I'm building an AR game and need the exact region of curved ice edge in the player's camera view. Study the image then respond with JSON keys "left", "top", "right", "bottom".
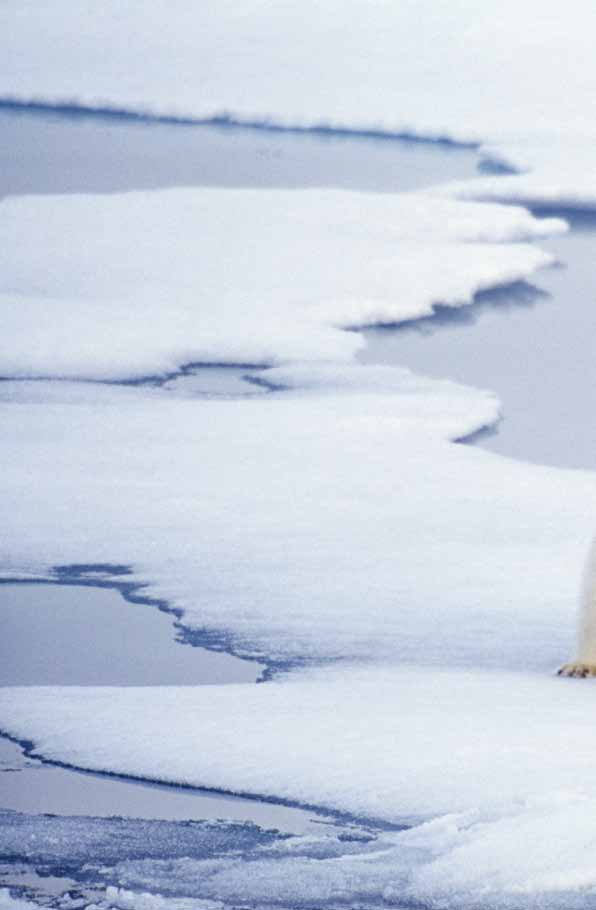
{"left": 0, "top": 96, "right": 478, "bottom": 149}
{"left": 0, "top": 570, "right": 409, "bottom": 833}
{"left": 529, "top": 205, "right": 596, "bottom": 222}
{"left": 455, "top": 418, "right": 502, "bottom": 447}
{"left": 499, "top": 201, "right": 596, "bottom": 218}
{"left": 0, "top": 363, "right": 270, "bottom": 390}
{"left": 0, "top": 730, "right": 407, "bottom": 834}
{"left": 0, "top": 570, "right": 279, "bottom": 682}
{"left": 0, "top": 275, "right": 552, "bottom": 392}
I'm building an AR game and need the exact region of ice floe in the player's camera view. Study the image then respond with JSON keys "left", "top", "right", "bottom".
{"left": 0, "top": 1, "right": 592, "bottom": 145}
{"left": 0, "top": 188, "right": 562, "bottom": 380}
{"left": 3, "top": 1, "right": 596, "bottom": 203}
{"left": 2, "top": 362, "right": 596, "bottom": 904}
{"left": 3, "top": 5, "right": 596, "bottom": 904}
{"left": 1, "top": 368, "right": 592, "bottom": 669}
{"left": 6, "top": 668, "right": 596, "bottom": 906}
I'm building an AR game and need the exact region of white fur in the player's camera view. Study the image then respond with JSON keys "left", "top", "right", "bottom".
{"left": 576, "top": 537, "right": 596, "bottom": 663}
{"left": 558, "top": 538, "right": 596, "bottom": 676}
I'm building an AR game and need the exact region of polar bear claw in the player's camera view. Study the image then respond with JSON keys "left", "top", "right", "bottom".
{"left": 557, "top": 662, "right": 596, "bottom": 678}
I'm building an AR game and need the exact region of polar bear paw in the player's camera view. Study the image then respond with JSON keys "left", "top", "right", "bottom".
{"left": 557, "top": 662, "right": 596, "bottom": 678}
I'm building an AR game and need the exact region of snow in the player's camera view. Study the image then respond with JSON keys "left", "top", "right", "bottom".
{"left": 0, "top": 0, "right": 592, "bottom": 146}
{"left": 3, "top": 4, "right": 596, "bottom": 903}
{"left": 0, "top": 188, "right": 562, "bottom": 380}
{"left": 5, "top": 669, "right": 596, "bottom": 905}
{"left": 3, "top": 666, "right": 596, "bottom": 822}
{"left": 106, "top": 809, "right": 596, "bottom": 909}
{"left": 0, "top": 171, "right": 590, "bottom": 910}
{"left": 3, "top": 1, "right": 596, "bottom": 203}
{"left": 2, "top": 363, "right": 596, "bottom": 904}
{"left": 1, "top": 370, "right": 592, "bottom": 669}
{"left": 437, "top": 154, "right": 596, "bottom": 212}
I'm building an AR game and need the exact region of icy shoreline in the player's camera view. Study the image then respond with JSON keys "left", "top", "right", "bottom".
{"left": 0, "top": 186, "right": 562, "bottom": 381}
{"left": 4, "top": 1, "right": 596, "bottom": 207}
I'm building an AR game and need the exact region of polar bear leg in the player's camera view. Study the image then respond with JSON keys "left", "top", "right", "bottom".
{"left": 559, "top": 538, "right": 596, "bottom": 678}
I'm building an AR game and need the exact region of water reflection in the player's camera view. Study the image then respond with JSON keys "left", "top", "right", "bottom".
{"left": 364, "top": 280, "right": 545, "bottom": 338}
{"left": 0, "top": 738, "right": 326, "bottom": 833}
{"left": 0, "top": 106, "right": 479, "bottom": 198}
{"left": 0, "top": 583, "right": 261, "bottom": 686}
{"left": 360, "top": 220, "right": 596, "bottom": 470}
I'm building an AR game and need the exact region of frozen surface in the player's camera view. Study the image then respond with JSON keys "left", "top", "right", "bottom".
{"left": 6, "top": 666, "right": 596, "bottom": 822}
{"left": 3, "top": 1, "right": 596, "bottom": 201}
{"left": 2, "top": 369, "right": 592, "bottom": 670}
{"left": 2, "top": 365, "right": 596, "bottom": 903}
{"left": 440, "top": 143, "right": 596, "bottom": 210}
{"left": 6, "top": 669, "right": 596, "bottom": 906}
{"left": 3, "top": 12, "right": 596, "bottom": 902}
{"left": 0, "top": 807, "right": 331, "bottom": 869}
{"left": 0, "top": 2, "right": 593, "bottom": 146}
{"left": 2, "top": 111, "right": 593, "bottom": 474}
{"left": 0, "top": 187, "right": 561, "bottom": 380}
{"left": 0, "top": 818, "right": 396, "bottom": 910}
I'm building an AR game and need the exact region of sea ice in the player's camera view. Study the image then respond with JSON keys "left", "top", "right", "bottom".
{"left": 436, "top": 156, "right": 596, "bottom": 212}
{"left": 2, "top": 362, "right": 596, "bottom": 904}
{"left": 2, "top": 1, "right": 596, "bottom": 203}
{"left": 1, "top": 368, "right": 592, "bottom": 669}
{"left": 2, "top": 5, "right": 596, "bottom": 903}
{"left": 0, "top": 188, "right": 562, "bottom": 380}
{"left": 5, "top": 669, "right": 596, "bottom": 906}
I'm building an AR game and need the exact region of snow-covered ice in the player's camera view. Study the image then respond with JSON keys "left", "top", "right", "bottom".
{"left": 6, "top": 670, "right": 596, "bottom": 905}
{"left": 436, "top": 158, "right": 596, "bottom": 213}
{"left": 0, "top": 188, "right": 562, "bottom": 380}
{"left": 5, "top": 666, "right": 596, "bottom": 823}
{"left": 2, "top": 362, "right": 596, "bottom": 904}
{"left": 3, "top": 1, "right": 596, "bottom": 204}
{"left": 3, "top": 4, "right": 596, "bottom": 905}
{"left": 1, "top": 369, "right": 593, "bottom": 669}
